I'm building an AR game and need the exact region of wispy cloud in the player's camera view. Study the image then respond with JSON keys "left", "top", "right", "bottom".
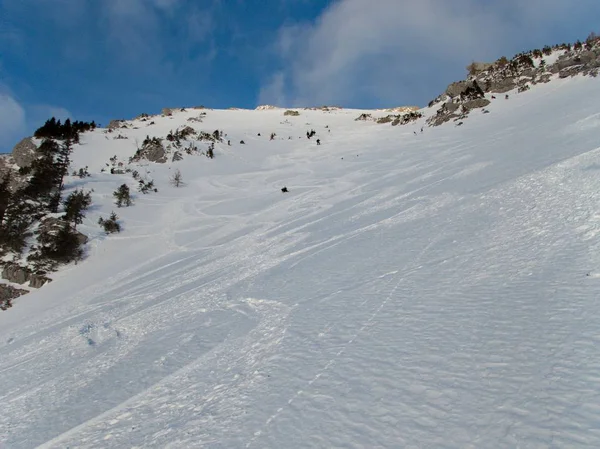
{"left": 0, "top": 93, "right": 26, "bottom": 150}
{"left": 260, "top": 0, "right": 600, "bottom": 107}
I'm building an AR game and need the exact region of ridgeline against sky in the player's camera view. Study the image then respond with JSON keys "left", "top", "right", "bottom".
{"left": 1, "top": 0, "right": 599, "bottom": 152}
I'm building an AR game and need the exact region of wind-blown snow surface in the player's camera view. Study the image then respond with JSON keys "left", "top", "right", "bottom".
{"left": 3, "top": 76, "right": 600, "bottom": 448}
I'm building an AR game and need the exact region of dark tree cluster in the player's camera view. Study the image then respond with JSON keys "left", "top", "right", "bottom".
{"left": 113, "top": 184, "right": 132, "bottom": 207}
{"left": 34, "top": 117, "right": 96, "bottom": 142}
{"left": 98, "top": 212, "right": 121, "bottom": 234}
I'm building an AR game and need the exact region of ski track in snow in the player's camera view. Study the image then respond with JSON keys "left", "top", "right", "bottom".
{"left": 2, "top": 76, "right": 600, "bottom": 448}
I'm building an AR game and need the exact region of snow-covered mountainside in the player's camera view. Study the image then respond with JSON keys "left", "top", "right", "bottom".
{"left": 2, "top": 62, "right": 600, "bottom": 447}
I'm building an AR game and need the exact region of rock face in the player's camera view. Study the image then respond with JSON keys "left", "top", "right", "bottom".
{"left": 12, "top": 137, "right": 38, "bottom": 168}
{"left": 162, "top": 108, "right": 174, "bottom": 116}
{"left": 427, "top": 37, "right": 600, "bottom": 127}
{"left": 132, "top": 139, "right": 167, "bottom": 163}
{"left": 467, "top": 61, "right": 494, "bottom": 74}
{"left": 284, "top": 110, "right": 300, "bottom": 116}
{"left": 463, "top": 98, "right": 491, "bottom": 111}
{"left": 108, "top": 120, "right": 124, "bottom": 130}
{"left": 446, "top": 80, "right": 476, "bottom": 98}
{"left": 29, "top": 274, "right": 52, "bottom": 289}
{"left": 0, "top": 284, "right": 28, "bottom": 310}
{"left": 2, "top": 264, "right": 30, "bottom": 284}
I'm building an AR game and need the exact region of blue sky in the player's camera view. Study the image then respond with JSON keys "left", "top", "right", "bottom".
{"left": 1, "top": 0, "right": 599, "bottom": 153}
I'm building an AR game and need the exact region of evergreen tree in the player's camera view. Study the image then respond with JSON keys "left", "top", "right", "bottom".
{"left": 113, "top": 184, "right": 132, "bottom": 207}
{"left": 63, "top": 189, "right": 92, "bottom": 226}
{"left": 98, "top": 211, "right": 121, "bottom": 234}
{"left": 0, "top": 173, "right": 11, "bottom": 225}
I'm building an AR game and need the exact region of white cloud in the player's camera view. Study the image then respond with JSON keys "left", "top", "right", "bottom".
{"left": 103, "top": 0, "right": 217, "bottom": 68}
{"left": 0, "top": 86, "right": 71, "bottom": 153}
{"left": 0, "top": 93, "right": 26, "bottom": 151}
{"left": 260, "top": 0, "right": 600, "bottom": 107}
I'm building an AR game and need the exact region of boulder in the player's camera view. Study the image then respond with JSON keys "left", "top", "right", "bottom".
{"left": 138, "top": 141, "right": 167, "bottom": 163}
{"left": 467, "top": 61, "right": 493, "bottom": 74}
{"left": 2, "top": 264, "right": 31, "bottom": 284}
{"left": 108, "top": 120, "right": 124, "bottom": 130}
{"left": 445, "top": 80, "right": 475, "bottom": 98}
{"left": 12, "top": 137, "right": 38, "bottom": 168}
{"left": 162, "top": 108, "right": 174, "bottom": 116}
{"left": 0, "top": 284, "right": 28, "bottom": 310}
{"left": 284, "top": 110, "right": 300, "bottom": 116}
{"left": 29, "top": 275, "right": 52, "bottom": 289}
{"left": 355, "top": 113, "right": 373, "bottom": 121}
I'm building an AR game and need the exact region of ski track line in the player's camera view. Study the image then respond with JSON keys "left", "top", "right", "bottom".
{"left": 36, "top": 298, "right": 292, "bottom": 449}
{"left": 245, "top": 233, "right": 443, "bottom": 448}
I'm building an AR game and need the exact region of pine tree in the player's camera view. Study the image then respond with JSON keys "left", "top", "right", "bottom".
{"left": 63, "top": 189, "right": 92, "bottom": 226}
{"left": 98, "top": 211, "right": 121, "bottom": 234}
{"left": 0, "top": 173, "right": 11, "bottom": 225}
{"left": 113, "top": 184, "right": 132, "bottom": 207}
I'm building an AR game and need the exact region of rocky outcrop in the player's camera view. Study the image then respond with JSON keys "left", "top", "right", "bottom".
{"left": 0, "top": 284, "right": 28, "bottom": 310}
{"left": 12, "top": 137, "right": 38, "bottom": 168}
{"left": 463, "top": 98, "right": 491, "bottom": 111}
{"left": 427, "top": 36, "right": 600, "bottom": 127}
{"left": 355, "top": 113, "right": 374, "bottom": 121}
{"left": 162, "top": 108, "right": 174, "bottom": 116}
{"left": 284, "top": 110, "right": 300, "bottom": 116}
{"left": 446, "top": 80, "right": 477, "bottom": 98}
{"left": 467, "top": 61, "right": 493, "bottom": 74}
{"left": 108, "top": 120, "right": 124, "bottom": 130}
{"left": 376, "top": 115, "right": 394, "bottom": 124}
{"left": 255, "top": 105, "right": 280, "bottom": 111}
{"left": 29, "top": 274, "right": 52, "bottom": 288}
{"left": 132, "top": 138, "right": 167, "bottom": 163}
{"left": 2, "top": 264, "right": 30, "bottom": 285}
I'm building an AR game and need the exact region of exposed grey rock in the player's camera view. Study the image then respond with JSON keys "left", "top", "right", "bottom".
{"left": 579, "top": 51, "right": 597, "bottom": 64}
{"left": 355, "top": 113, "right": 373, "bottom": 121}
{"left": 467, "top": 62, "right": 493, "bottom": 74}
{"left": 443, "top": 102, "right": 460, "bottom": 113}
{"left": 172, "top": 151, "right": 183, "bottom": 162}
{"left": 559, "top": 65, "right": 583, "bottom": 78}
{"left": 490, "top": 77, "right": 516, "bottom": 93}
{"left": 445, "top": 80, "right": 475, "bottom": 98}
{"left": 376, "top": 115, "right": 394, "bottom": 124}
{"left": 538, "top": 73, "right": 552, "bottom": 83}
{"left": 133, "top": 141, "right": 167, "bottom": 163}
{"left": 12, "top": 137, "right": 38, "bottom": 168}
{"left": 2, "top": 264, "right": 31, "bottom": 285}
{"left": 162, "top": 108, "right": 173, "bottom": 116}
{"left": 108, "top": 120, "right": 124, "bottom": 130}
{"left": 29, "top": 275, "right": 52, "bottom": 289}
{"left": 0, "top": 284, "right": 28, "bottom": 310}
{"left": 284, "top": 110, "right": 300, "bottom": 116}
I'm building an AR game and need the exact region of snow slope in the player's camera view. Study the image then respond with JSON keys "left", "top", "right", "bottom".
{"left": 2, "top": 76, "right": 600, "bottom": 448}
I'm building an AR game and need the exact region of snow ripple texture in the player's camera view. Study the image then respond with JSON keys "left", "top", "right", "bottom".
{"left": 2, "top": 76, "right": 600, "bottom": 448}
